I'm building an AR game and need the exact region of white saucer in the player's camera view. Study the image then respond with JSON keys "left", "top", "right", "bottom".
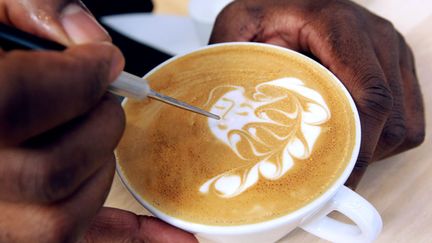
{"left": 102, "top": 13, "right": 205, "bottom": 56}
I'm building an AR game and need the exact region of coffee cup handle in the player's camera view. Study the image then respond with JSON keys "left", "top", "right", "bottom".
{"left": 300, "top": 186, "right": 382, "bottom": 243}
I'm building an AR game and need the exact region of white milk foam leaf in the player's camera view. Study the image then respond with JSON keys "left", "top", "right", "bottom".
{"left": 200, "top": 77, "right": 331, "bottom": 198}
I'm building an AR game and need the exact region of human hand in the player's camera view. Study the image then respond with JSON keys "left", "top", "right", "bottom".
{"left": 0, "top": 0, "right": 197, "bottom": 242}
{"left": 0, "top": 0, "right": 110, "bottom": 44}
{"left": 0, "top": 41, "right": 124, "bottom": 242}
{"left": 0, "top": 35, "right": 196, "bottom": 243}
{"left": 80, "top": 207, "right": 198, "bottom": 243}
{"left": 210, "top": 0, "right": 425, "bottom": 188}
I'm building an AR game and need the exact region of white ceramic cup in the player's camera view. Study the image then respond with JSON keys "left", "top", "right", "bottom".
{"left": 189, "top": 0, "right": 233, "bottom": 45}
{"left": 117, "top": 42, "right": 382, "bottom": 243}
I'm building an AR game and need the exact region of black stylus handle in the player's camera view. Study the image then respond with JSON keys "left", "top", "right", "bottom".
{"left": 0, "top": 23, "right": 66, "bottom": 51}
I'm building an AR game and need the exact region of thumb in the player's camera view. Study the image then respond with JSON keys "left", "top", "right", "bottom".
{"left": 81, "top": 207, "right": 198, "bottom": 243}
{"left": 3, "top": 0, "right": 110, "bottom": 45}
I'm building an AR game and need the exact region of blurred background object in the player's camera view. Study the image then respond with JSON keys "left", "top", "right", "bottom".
{"left": 188, "top": 0, "right": 233, "bottom": 44}
{"left": 83, "top": 0, "right": 234, "bottom": 75}
{"left": 83, "top": 0, "right": 171, "bottom": 77}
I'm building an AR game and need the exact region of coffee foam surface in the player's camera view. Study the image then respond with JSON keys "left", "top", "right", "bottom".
{"left": 116, "top": 45, "right": 356, "bottom": 226}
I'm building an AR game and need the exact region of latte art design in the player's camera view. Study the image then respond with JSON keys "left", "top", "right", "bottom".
{"left": 200, "top": 77, "right": 331, "bottom": 198}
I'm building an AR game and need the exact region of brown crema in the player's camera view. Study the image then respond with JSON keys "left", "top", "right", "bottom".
{"left": 116, "top": 44, "right": 356, "bottom": 226}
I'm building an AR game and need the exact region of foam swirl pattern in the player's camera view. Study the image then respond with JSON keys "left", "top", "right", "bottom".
{"left": 200, "top": 77, "right": 331, "bottom": 198}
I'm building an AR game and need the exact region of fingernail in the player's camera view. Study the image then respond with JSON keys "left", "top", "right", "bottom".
{"left": 61, "top": 3, "right": 110, "bottom": 44}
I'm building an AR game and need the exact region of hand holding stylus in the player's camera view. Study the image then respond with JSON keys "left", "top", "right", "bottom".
{"left": 0, "top": 0, "right": 197, "bottom": 242}
{"left": 0, "top": 23, "right": 219, "bottom": 119}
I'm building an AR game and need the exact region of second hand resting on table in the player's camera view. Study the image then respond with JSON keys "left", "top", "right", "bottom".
{"left": 0, "top": 0, "right": 425, "bottom": 242}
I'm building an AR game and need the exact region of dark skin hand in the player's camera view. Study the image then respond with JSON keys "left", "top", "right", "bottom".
{"left": 0, "top": 0, "right": 197, "bottom": 242}
{"left": 210, "top": 0, "right": 425, "bottom": 188}
{"left": 0, "top": 43, "right": 196, "bottom": 243}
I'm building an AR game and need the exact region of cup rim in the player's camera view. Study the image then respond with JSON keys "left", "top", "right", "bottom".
{"left": 115, "top": 42, "right": 362, "bottom": 235}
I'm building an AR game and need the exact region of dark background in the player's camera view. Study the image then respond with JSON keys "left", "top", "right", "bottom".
{"left": 82, "top": 0, "right": 171, "bottom": 77}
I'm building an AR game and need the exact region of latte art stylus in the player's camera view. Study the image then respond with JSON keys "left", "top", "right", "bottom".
{"left": 0, "top": 23, "right": 220, "bottom": 120}
{"left": 109, "top": 71, "right": 220, "bottom": 120}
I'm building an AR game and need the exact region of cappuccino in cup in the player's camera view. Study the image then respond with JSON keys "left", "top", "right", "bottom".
{"left": 116, "top": 44, "right": 357, "bottom": 226}
{"left": 116, "top": 43, "right": 381, "bottom": 243}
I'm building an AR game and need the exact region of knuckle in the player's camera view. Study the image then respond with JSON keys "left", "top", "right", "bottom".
{"left": 395, "top": 31, "right": 407, "bottom": 45}
{"left": 396, "top": 31, "right": 415, "bottom": 62}
{"left": 373, "top": 16, "right": 397, "bottom": 41}
{"left": 212, "top": 0, "right": 265, "bottom": 43}
{"left": 380, "top": 118, "right": 407, "bottom": 148}
{"left": 317, "top": 0, "right": 360, "bottom": 23}
{"left": 373, "top": 15, "right": 395, "bottom": 31}
{"left": 33, "top": 154, "right": 77, "bottom": 202}
{"left": 356, "top": 74, "right": 393, "bottom": 117}
{"left": 405, "top": 124, "right": 426, "bottom": 149}
{"left": 332, "top": 6, "right": 357, "bottom": 21}
{"left": 221, "top": 0, "right": 254, "bottom": 17}
{"left": 310, "top": 7, "right": 364, "bottom": 58}
{"left": 220, "top": 0, "right": 240, "bottom": 14}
